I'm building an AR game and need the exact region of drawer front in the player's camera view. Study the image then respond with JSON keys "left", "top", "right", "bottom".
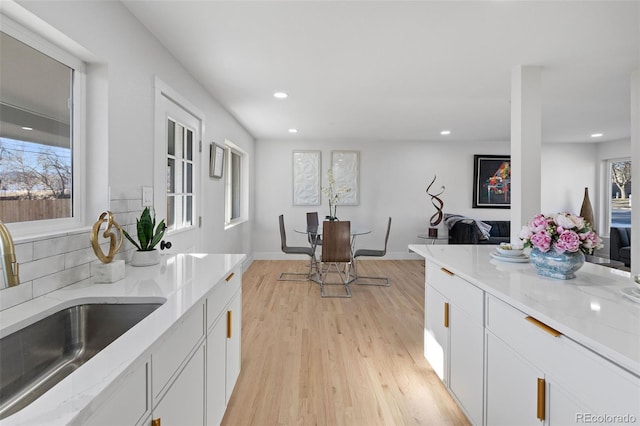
{"left": 83, "top": 359, "right": 149, "bottom": 426}
{"left": 152, "top": 301, "right": 205, "bottom": 401}
{"left": 427, "top": 262, "right": 483, "bottom": 323}
{"left": 486, "top": 294, "right": 640, "bottom": 415}
{"left": 207, "top": 266, "right": 241, "bottom": 330}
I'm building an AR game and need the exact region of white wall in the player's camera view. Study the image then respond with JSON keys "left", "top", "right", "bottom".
{"left": 254, "top": 139, "right": 609, "bottom": 260}
{"left": 540, "top": 143, "right": 598, "bottom": 215}
{"left": 13, "top": 0, "right": 256, "bottom": 258}
{"left": 254, "top": 139, "right": 511, "bottom": 259}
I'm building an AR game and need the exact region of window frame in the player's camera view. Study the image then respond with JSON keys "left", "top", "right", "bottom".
{"left": 224, "top": 139, "right": 248, "bottom": 228}
{"left": 0, "top": 15, "right": 87, "bottom": 237}
{"left": 606, "top": 157, "right": 632, "bottom": 232}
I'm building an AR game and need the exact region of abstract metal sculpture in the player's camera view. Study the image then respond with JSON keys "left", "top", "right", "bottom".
{"left": 426, "top": 175, "right": 445, "bottom": 237}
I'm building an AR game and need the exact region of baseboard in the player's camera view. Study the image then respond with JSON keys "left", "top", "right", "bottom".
{"left": 252, "top": 250, "right": 422, "bottom": 261}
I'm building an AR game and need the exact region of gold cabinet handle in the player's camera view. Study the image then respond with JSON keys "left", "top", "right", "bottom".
{"left": 537, "top": 378, "right": 546, "bottom": 420}
{"left": 444, "top": 302, "right": 450, "bottom": 328}
{"left": 440, "top": 267, "right": 454, "bottom": 277}
{"left": 225, "top": 272, "right": 235, "bottom": 282}
{"left": 227, "top": 310, "right": 233, "bottom": 338}
{"left": 525, "top": 316, "right": 562, "bottom": 337}
{"left": 152, "top": 418, "right": 161, "bottom": 426}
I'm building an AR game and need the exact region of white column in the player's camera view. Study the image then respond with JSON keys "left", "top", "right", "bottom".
{"left": 631, "top": 69, "right": 639, "bottom": 276}
{"left": 510, "top": 66, "right": 542, "bottom": 242}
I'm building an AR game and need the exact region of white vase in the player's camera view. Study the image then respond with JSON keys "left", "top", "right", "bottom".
{"left": 130, "top": 250, "right": 161, "bottom": 267}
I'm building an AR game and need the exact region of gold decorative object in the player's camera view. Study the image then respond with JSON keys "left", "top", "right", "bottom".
{"left": 90, "top": 211, "right": 124, "bottom": 264}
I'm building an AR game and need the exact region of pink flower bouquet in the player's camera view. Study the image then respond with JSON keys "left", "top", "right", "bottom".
{"left": 519, "top": 212, "right": 602, "bottom": 255}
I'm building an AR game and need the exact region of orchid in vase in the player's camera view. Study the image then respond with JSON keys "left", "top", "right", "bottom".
{"left": 321, "top": 168, "right": 351, "bottom": 221}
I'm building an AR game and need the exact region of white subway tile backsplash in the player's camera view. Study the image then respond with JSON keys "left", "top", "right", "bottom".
{"left": 67, "top": 232, "right": 91, "bottom": 252}
{"left": 15, "top": 242, "right": 34, "bottom": 263}
{"left": 33, "top": 236, "right": 70, "bottom": 260}
{"left": 0, "top": 281, "right": 33, "bottom": 311}
{"left": 66, "top": 247, "right": 98, "bottom": 269}
{"left": 0, "top": 189, "right": 143, "bottom": 310}
{"left": 20, "top": 254, "right": 66, "bottom": 283}
{"left": 33, "top": 265, "right": 91, "bottom": 298}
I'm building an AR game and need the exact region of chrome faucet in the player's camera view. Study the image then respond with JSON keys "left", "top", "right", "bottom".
{"left": 0, "top": 220, "right": 19, "bottom": 288}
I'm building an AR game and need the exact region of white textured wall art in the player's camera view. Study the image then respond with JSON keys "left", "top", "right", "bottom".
{"left": 331, "top": 150, "right": 359, "bottom": 205}
{"left": 292, "top": 150, "right": 321, "bottom": 205}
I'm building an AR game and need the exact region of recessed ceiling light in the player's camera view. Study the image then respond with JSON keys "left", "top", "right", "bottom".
{"left": 591, "top": 133, "right": 603, "bottom": 138}
{"left": 440, "top": 130, "right": 451, "bottom": 135}
{"left": 21, "top": 126, "right": 33, "bottom": 131}
{"left": 274, "top": 92, "right": 288, "bottom": 99}
{"left": 288, "top": 128, "right": 298, "bottom": 133}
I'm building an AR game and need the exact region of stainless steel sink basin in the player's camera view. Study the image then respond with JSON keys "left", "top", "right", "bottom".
{"left": 0, "top": 302, "right": 162, "bottom": 419}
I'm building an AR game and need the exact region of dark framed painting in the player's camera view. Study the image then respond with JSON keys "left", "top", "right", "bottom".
{"left": 472, "top": 155, "right": 511, "bottom": 208}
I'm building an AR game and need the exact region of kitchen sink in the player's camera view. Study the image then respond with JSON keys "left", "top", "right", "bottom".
{"left": 0, "top": 302, "right": 163, "bottom": 419}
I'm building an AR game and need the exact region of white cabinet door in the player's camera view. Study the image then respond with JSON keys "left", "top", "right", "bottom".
{"left": 225, "top": 291, "right": 242, "bottom": 402}
{"left": 425, "top": 284, "right": 448, "bottom": 383}
{"left": 449, "top": 306, "right": 484, "bottom": 425}
{"left": 206, "top": 314, "right": 227, "bottom": 426}
{"left": 153, "top": 345, "right": 205, "bottom": 426}
{"left": 486, "top": 332, "right": 543, "bottom": 426}
{"left": 85, "top": 360, "right": 150, "bottom": 426}
{"left": 548, "top": 379, "right": 587, "bottom": 426}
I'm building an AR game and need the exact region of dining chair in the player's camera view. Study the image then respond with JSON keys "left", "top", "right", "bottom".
{"left": 277, "top": 214, "right": 318, "bottom": 281}
{"left": 352, "top": 217, "right": 392, "bottom": 286}
{"left": 318, "top": 220, "right": 352, "bottom": 298}
{"left": 306, "top": 212, "right": 322, "bottom": 248}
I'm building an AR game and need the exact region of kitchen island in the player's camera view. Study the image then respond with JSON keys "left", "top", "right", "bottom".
{"left": 409, "top": 244, "right": 640, "bottom": 425}
{"left": 0, "top": 252, "right": 246, "bottom": 425}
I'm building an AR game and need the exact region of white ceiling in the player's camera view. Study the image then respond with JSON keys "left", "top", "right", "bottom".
{"left": 123, "top": 0, "right": 640, "bottom": 143}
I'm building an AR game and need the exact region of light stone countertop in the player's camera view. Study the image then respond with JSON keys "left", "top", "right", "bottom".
{"left": 0, "top": 252, "right": 246, "bottom": 425}
{"left": 408, "top": 244, "right": 640, "bottom": 377}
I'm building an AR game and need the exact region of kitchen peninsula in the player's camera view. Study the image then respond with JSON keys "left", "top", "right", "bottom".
{"left": 409, "top": 244, "right": 640, "bottom": 425}
{"left": 0, "top": 252, "right": 245, "bottom": 425}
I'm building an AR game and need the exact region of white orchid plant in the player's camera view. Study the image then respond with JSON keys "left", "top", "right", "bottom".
{"left": 321, "top": 168, "right": 351, "bottom": 220}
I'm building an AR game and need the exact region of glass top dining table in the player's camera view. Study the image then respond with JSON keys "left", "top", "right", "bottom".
{"left": 294, "top": 223, "right": 371, "bottom": 238}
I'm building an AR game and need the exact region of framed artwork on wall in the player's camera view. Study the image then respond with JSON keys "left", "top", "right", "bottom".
{"left": 331, "top": 150, "right": 359, "bottom": 205}
{"left": 210, "top": 143, "right": 225, "bottom": 179}
{"left": 472, "top": 154, "right": 511, "bottom": 208}
{"left": 292, "top": 150, "right": 321, "bottom": 205}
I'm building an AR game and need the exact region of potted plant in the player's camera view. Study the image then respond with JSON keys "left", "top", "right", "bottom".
{"left": 123, "top": 207, "right": 166, "bottom": 266}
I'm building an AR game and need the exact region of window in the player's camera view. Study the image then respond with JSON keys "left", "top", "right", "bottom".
{"left": 610, "top": 159, "right": 632, "bottom": 228}
{"left": 166, "top": 118, "right": 194, "bottom": 231}
{"left": 224, "top": 141, "right": 248, "bottom": 227}
{"left": 0, "top": 26, "right": 83, "bottom": 227}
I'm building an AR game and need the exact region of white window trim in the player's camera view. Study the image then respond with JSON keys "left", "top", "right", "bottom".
{"left": 603, "top": 156, "right": 632, "bottom": 235}
{"left": 153, "top": 77, "right": 204, "bottom": 238}
{"left": 1, "top": 14, "right": 88, "bottom": 238}
{"left": 224, "top": 139, "right": 249, "bottom": 229}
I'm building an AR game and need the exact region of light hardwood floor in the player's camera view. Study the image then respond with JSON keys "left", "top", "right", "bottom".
{"left": 222, "top": 260, "right": 470, "bottom": 426}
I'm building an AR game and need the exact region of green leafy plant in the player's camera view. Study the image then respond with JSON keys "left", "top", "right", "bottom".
{"left": 123, "top": 207, "right": 166, "bottom": 251}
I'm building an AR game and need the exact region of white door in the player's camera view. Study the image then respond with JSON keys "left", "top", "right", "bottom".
{"left": 154, "top": 91, "right": 202, "bottom": 253}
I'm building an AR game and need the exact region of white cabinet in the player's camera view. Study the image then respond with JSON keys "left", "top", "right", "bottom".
{"left": 486, "top": 294, "right": 640, "bottom": 424}
{"left": 207, "top": 314, "right": 227, "bottom": 426}
{"left": 206, "top": 267, "right": 242, "bottom": 426}
{"left": 153, "top": 345, "right": 206, "bottom": 426}
{"left": 82, "top": 266, "right": 243, "bottom": 426}
{"left": 225, "top": 291, "right": 242, "bottom": 402}
{"left": 83, "top": 359, "right": 150, "bottom": 426}
{"left": 486, "top": 332, "right": 543, "bottom": 425}
{"left": 424, "top": 263, "right": 484, "bottom": 425}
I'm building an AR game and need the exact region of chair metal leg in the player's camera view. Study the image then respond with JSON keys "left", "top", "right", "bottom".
{"left": 318, "top": 262, "right": 351, "bottom": 298}
{"left": 352, "top": 258, "right": 390, "bottom": 286}
{"left": 278, "top": 255, "right": 319, "bottom": 281}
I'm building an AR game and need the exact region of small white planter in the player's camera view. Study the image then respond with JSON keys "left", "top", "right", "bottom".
{"left": 130, "top": 250, "right": 161, "bottom": 267}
